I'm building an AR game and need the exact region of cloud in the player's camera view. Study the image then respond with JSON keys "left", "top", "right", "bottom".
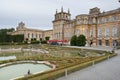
{"left": 0, "top": 0, "right": 119, "bottom": 30}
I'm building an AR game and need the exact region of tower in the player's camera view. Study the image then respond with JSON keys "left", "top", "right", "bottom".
{"left": 53, "top": 7, "right": 71, "bottom": 40}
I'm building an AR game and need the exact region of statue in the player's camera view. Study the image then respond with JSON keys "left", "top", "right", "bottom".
{"left": 28, "top": 69, "right": 30, "bottom": 75}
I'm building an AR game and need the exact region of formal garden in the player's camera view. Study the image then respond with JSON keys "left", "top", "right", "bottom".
{"left": 0, "top": 44, "right": 117, "bottom": 80}
{"left": 0, "top": 28, "right": 117, "bottom": 80}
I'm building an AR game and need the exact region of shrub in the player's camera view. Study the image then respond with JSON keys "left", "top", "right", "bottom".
{"left": 41, "top": 40, "right": 47, "bottom": 44}
{"left": 70, "top": 35, "right": 86, "bottom": 46}
{"left": 45, "top": 36, "right": 50, "bottom": 41}
{"left": 70, "top": 35, "right": 77, "bottom": 46}
{"left": 31, "top": 41, "right": 40, "bottom": 44}
{"left": 77, "top": 35, "right": 86, "bottom": 46}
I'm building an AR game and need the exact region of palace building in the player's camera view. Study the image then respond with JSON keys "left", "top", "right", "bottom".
{"left": 9, "top": 7, "right": 120, "bottom": 47}
{"left": 53, "top": 7, "right": 120, "bottom": 47}
{"left": 9, "top": 22, "right": 44, "bottom": 41}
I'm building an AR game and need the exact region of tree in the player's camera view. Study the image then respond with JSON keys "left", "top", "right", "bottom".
{"left": 70, "top": 35, "right": 77, "bottom": 46}
{"left": 45, "top": 36, "right": 50, "bottom": 41}
{"left": 11, "top": 34, "right": 24, "bottom": 42}
{"left": 0, "top": 28, "right": 15, "bottom": 43}
{"left": 77, "top": 35, "right": 86, "bottom": 46}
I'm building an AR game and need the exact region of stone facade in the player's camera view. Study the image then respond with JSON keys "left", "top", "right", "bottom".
{"left": 43, "top": 29, "right": 53, "bottom": 40}
{"left": 9, "top": 22, "right": 44, "bottom": 41}
{"left": 10, "top": 7, "right": 120, "bottom": 47}
{"left": 9, "top": 22, "right": 53, "bottom": 42}
{"left": 53, "top": 7, "right": 120, "bottom": 47}
{"left": 52, "top": 7, "right": 71, "bottom": 40}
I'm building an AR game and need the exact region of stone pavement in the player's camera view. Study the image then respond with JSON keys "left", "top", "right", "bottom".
{"left": 56, "top": 46, "right": 120, "bottom": 80}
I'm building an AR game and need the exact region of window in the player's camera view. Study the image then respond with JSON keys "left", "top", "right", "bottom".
{"left": 98, "top": 40, "right": 102, "bottom": 46}
{"left": 105, "top": 40, "right": 109, "bottom": 46}
{"left": 32, "top": 33, "right": 34, "bottom": 38}
{"left": 90, "top": 29, "right": 93, "bottom": 37}
{"left": 98, "top": 18, "right": 102, "bottom": 24}
{"left": 98, "top": 28, "right": 102, "bottom": 37}
{"left": 28, "top": 33, "right": 30, "bottom": 38}
{"left": 77, "top": 29, "right": 80, "bottom": 36}
{"left": 65, "top": 32, "right": 69, "bottom": 37}
{"left": 105, "top": 17, "right": 109, "bottom": 22}
{"left": 68, "top": 32, "right": 71, "bottom": 37}
{"left": 39, "top": 34, "right": 41, "bottom": 38}
{"left": 84, "top": 19, "right": 87, "bottom": 24}
{"left": 77, "top": 19, "right": 80, "bottom": 24}
{"left": 89, "top": 19, "right": 93, "bottom": 24}
{"left": 112, "top": 16, "right": 118, "bottom": 21}
{"left": 36, "top": 34, "right": 37, "bottom": 38}
{"left": 105, "top": 28, "right": 109, "bottom": 37}
{"left": 112, "top": 27, "right": 117, "bottom": 37}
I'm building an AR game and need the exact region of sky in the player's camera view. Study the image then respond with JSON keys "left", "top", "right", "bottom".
{"left": 0, "top": 0, "right": 120, "bottom": 30}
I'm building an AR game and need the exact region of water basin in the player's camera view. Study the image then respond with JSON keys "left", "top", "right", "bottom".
{"left": 0, "top": 63, "right": 52, "bottom": 80}
{"left": 0, "top": 56, "right": 16, "bottom": 61}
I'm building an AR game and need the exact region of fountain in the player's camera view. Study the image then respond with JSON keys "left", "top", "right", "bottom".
{"left": 0, "top": 61, "right": 55, "bottom": 80}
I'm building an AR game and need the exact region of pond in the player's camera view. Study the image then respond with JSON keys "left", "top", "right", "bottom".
{"left": 0, "top": 56, "right": 16, "bottom": 61}
{"left": 0, "top": 63, "right": 52, "bottom": 80}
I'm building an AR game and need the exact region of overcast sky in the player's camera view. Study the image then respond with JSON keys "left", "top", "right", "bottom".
{"left": 0, "top": 0, "right": 119, "bottom": 30}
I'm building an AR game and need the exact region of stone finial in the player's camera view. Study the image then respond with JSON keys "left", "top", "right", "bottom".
{"left": 68, "top": 8, "right": 70, "bottom": 14}
{"left": 61, "top": 6, "right": 63, "bottom": 12}
{"left": 56, "top": 9, "right": 58, "bottom": 14}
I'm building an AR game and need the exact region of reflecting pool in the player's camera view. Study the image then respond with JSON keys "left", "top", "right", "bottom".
{"left": 0, "top": 56, "right": 16, "bottom": 61}
{"left": 0, "top": 63, "right": 52, "bottom": 80}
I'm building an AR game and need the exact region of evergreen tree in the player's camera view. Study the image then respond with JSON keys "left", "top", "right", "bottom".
{"left": 70, "top": 35, "right": 77, "bottom": 46}
{"left": 77, "top": 35, "right": 86, "bottom": 46}
{"left": 0, "top": 28, "right": 14, "bottom": 42}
